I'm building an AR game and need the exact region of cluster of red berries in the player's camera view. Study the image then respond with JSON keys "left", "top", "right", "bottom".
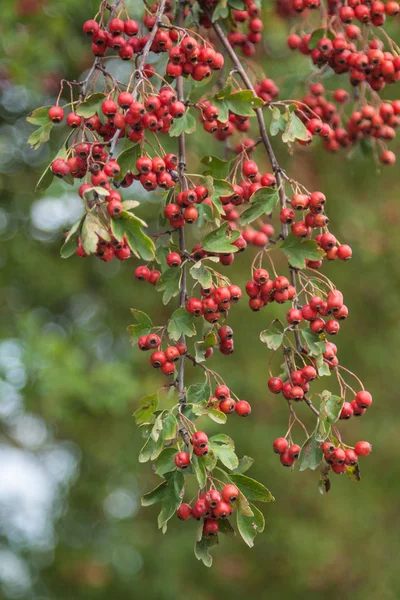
{"left": 246, "top": 269, "right": 297, "bottom": 312}
{"left": 208, "top": 384, "right": 252, "bottom": 416}
{"left": 297, "top": 83, "right": 399, "bottom": 164}
{"left": 242, "top": 223, "right": 275, "bottom": 248}
{"left": 198, "top": 100, "right": 256, "bottom": 141}
{"left": 137, "top": 332, "right": 186, "bottom": 376}
{"left": 164, "top": 184, "right": 212, "bottom": 228}
{"left": 166, "top": 34, "right": 224, "bottom": 81}
{"left": 84, "top": 2, "right": 225, "bottom": 82}
{"left": 134, "top": 265, "right": 162, "bottom": 285}
{"left": 268, "top": 363, "right": 318, "bottom": 402}
{"left": 49, "top": 87, "right": 187, "bottom": 164}
{"left": 340, "top": 390, "right": 373, "bottom": 419}
{"left": 273, "top": 437, "right": 301, "bottom": 467}
{"left": 287, "top": 289, "right": 348, "bottom": 336}
{"left": 225, "top": 4, "right": 264, "bottom": 57}
{"left": 290, "top": 0, "right": 399, "bottom": 22}
{"left": 76, "top": 231, "right": 131, "bottom": 262}
{"left": 186, "top": 286, "right": 242, "bottom": 332}
{"left": 176, "top": 481, "right": 240, "bottom": 537}
{"left": 321, "top": 440, "right": 371, "bottom": 474}
{"left": 133, "top": 151, "right": 178, "bottom": 191}
{"left": 50, "top": 138, "right": 121, "bottom": 182}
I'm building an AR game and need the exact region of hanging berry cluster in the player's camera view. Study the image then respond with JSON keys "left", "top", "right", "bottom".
{"left": 28, "top": 0, "right": 390, "bottom": 567}
{"left": 283, "top": 0, "right": 400, "bottom": 163}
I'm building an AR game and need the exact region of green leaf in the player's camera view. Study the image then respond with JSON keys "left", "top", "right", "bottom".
{"left": 116, "top": 144, "right": 140, "bottom": 182}
{"left": 194, "top": 331, "right": 217, "bottom": 363}
{"left": 212, "top": 178, "right": 234, "bottom": 198}
{"left": 320, "top": 390, "right": 344, "bottom": 425}
{"left": 346, "top": 463, "right": 361, "bottom": 483}
{"left": 282, "top": 111, "right": 310, "bottom": 144}
{"left": 201, "top": 155, "right": 231, "bottom": 179}
{"left": 316, "top": 353, "right": 331, "bottom": 377}
{"left": 133, "top": 393, "right": 158, "bottom": 425}
{"left": 157, "top": 471, "right": 185, "bottom": 531}
{"left": 209, "top": 434, "right": 234, "bottom": 448}
{"left": 202, "top": 222, "right": 240, "bottom": 254}
{"left": 218, "top": 519, "right": 236, "bottom": 537}
{"left": 300, "top": 328, "right": 326, "bottom": 357}
{"left": 127, "top": 309, "right": 153, "bottom": 344}
{"left": 169, "top": 110, "right": 196, "bottom": 137}
{"left": 26, "top": 105, "right": 52, "bottom": 126}
{"left": 298, "top": 431, "right": 324, "bottom": 471}
{"left": 260, "top": 319, "right": 284, "bottom": 351}
{"left": 81, "top": 213, "right": 109, "bottom": 254}
{"left": 190, "top": 261, "right": 213, "bottom": 289}
{"left": 281, "top": 234, "right": 325, "bottom": 269}
{"left": 141, "top": 480, "right": 168, "bottom": 506}
{"left": 28, "top": 122, "right": 54, "bottom": 149}
{"left": 228, "top": 0, "right": 246, "bottom": 8}
{"left": 194, "top": 535, "right": 218, "bottom": 567}
{"left": 122, "top": 200, "right": 140, "bottom": 212}
{"left": 229, "top": 474, "right": 275, "bottom": 503}
{"left": 155, "top": 448, "right": 177, "bottom": 476}
{"left": 76, "top": 92, "right": 105, "bottom": 118}
{"left": 233, "top": 456, "right": 254, "bottom": 474}
{"left": 237, "top": 504, "right": 265, "bottom": 548}
{"left": 139, "top": 431, "right": 164, "bottom": 463}
{"left": 212, "top": 0, "right": 229, "bottom": 20}
{"left": 224, "top": 90, "right": 264, "bottom": 116}
{"left": 187, "top": 383, "right": 211, "bottom": 405}
{"left": 211, "top": 443, "right": 239, "bottom": 470}
{"left": 111, "top": 211, "right": 155, "bottom": 261}
{"left": 239, "top": 187, "right": 279, "bottom": 226}
{"left": 192, "top": 455, "right": 207, "bottom": 489}
{"left": 162, "top": 412, "right": 178, "bottom": 440}
{"left": 191, "top": 403, "right": 227, "bottom": 424}
{"left": 156, "top": 268, "right": 182, "bottom": 305}
{"left": 60, "top": 218, "right": 84, "bottom": 259}
{"left": 270, "top": 112, "right": 288, "bottom": 137}
{"left": 167, "top": 307, "right": 196, "bottom": 342}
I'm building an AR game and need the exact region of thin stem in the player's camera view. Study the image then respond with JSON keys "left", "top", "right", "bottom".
{"left": 176, "top": 0, "right": 188, "bottom": 405}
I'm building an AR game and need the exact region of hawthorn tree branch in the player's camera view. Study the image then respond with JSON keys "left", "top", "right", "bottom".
{"left": 208, "top": 17, "right": 305, "bottom": 358}
{"left": 79, "top": 0, "right": 122, "bottom": 100}
{"left": 176, "top": 0, "right": 188, "bottom": 405}
{"left": 108, "top": 0, "right": 168, "bottom": 157}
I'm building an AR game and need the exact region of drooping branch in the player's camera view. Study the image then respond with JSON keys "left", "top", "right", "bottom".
{"left": 208, "top": 16, "right": 305, "bottom": 357}
{"left": 176, "top": 0, "right": 188, "bottom": 404}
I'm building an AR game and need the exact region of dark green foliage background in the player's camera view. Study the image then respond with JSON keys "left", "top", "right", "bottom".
{"left": 0, "top": 1, "right": 399, "bottom": 598}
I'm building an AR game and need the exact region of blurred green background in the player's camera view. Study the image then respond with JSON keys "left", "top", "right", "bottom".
{"left": 0, "top": 1, "right": 400, "bottom": 599}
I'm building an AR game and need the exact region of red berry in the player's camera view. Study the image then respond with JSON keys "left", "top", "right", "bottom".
{"left": 235, "top": 400, "right": 251, "bottom": 416}
{"left": 221, "top": 484, "right": 239, "bottom": 503}
{"left": 134, "top": 266, "right": 150, "bottom": 281}
{"left": 354, "top": 441, "right": 372, "bottom": 456}
{"left": 268, "top": 377, "right": 283, "bottom": 394}
{"left": 177, "top": 503, "right": 192, "bottom": 520}
{"left": 273, "top": 437, "right": 288, "bottom": 454}
{"left": 203, "top": 519, "right": 219, "bottom": 537}
{"left": 215, "top": 385, "right": 230, "bottom": 400}
{"left": 289, "top": 444, "right": 301, "bottom": 459}
{"left": 280, "top": 451, "right": 295, "bottom": 467}
{"left": 166, "top": 252, "right": 182, "bottom": 268}
{"left": 174, "top": 451, "right": 190, "bottom": 469}
{"left": 191, "top": 431, "right": 208, "bottom": 448}
{"left": 355, "top": 391, "right": 372, "bottom": 409}
{"left": 48, "top": 106, "right": 64, "bottom": 123}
